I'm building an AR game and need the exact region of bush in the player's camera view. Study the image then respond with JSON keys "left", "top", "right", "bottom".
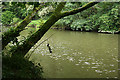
{"left": 53, "top": 2, "right": 120, "bottom": 33}
{"left": 11, "top": 18, "right": 22, "bottom": 25}
{"left": 98, "top": 7, "right": 120, "bottom": 32}
{"left": 2, "top": 11, "right": 15, "bottom": 26}
{"left": 2, "top": 54, "right": 44, "bottom": 79}
{"left": 70, "top": 19, "right": 87, "bottom": 31}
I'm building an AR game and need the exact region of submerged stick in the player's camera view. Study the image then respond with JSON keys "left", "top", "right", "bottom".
{"left": 47, "top": 43, "right": 52, "bottom": 53}
{"left": 26, "top": 33, "right": 55, "bottom": 59}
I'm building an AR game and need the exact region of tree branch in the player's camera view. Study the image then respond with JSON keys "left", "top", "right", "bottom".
{"left": 11, "top": 2, "right": 66, "bottom": 57}
{"left": 60, "top": 2, "right": 99, "bottom": 18}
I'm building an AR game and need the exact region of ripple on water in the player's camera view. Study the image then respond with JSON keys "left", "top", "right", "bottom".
{"left": 78, "top": 60, "right": 82, "bottom": 62}
{"left": 114, "top": 77, "right": 118, "bottom": 79}
{"left": 88, "top": 58, "right": 92, "bottom": 60}
{"left": 95, "top": 70, "right": 102, "bottom": 73}
{"left": 116, "top": 60, "right": 119, "bottom": 62}
{"left": 41, "top": 51, "right": 44, "bottom": 53}
{"left": 42, "top": 54, "right": 45, "bottom": 56}
{"left": 54, "top": 57, "right": 58, "bottom": 60}
{"left": 114, "top": 48, "right": 117, "bottom": 50}
{"left": 118, "top": 69, "right": 120, "bottom": 70}
{"left": 81, "top": 66, "right": 84, "bottom": 68}
{"left": 92, "top": 63, "right": 96, "bottom": 64}
{"left": 49, "top": 56, "right": 53, "bottom": 58}
{"left": 78, "top": 52, "right": 82, "bottom": 55}
{"left": 75, "top": 64, "right": 79, "bottom": 66}
{"left": 91, "top": 66, "right": 98, "bottom": 69}
{"left": 66, "top": 56, "right": 74, "bottom": 61}
{"left": 110, "top": 64, "right": 114, "bottom": 67}
{"left": 84, "top": 62, "right": 90, "bottom": 65}
{"left": 109, "top": 70, "right": 116, "bottom": 73}
{"left": 57, "top": 55, "right": 61, "bottom": 58}
{"left": 95, "top": 64, "right": 100, "bottom": 67}
{"left": 103, "top": 69, "right": 108, "bottom": 72}
{"left": 69, "top": 57, "right": 74, "bottom": 61}
{"left": 73, "top": 53, "right": 77, "bottom": 55}
{"left": 46, "top": 54, "right": 52, "bottom": 56}
{"left": 62, "top": 54, "right": 68, "bottom": 56}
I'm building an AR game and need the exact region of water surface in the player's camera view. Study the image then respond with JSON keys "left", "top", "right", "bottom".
{"left": 28, "top": 29, "right": 118, "bottom": 78}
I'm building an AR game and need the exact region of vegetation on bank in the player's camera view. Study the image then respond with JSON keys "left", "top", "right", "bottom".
{"left": 54, "top": 2, "right": 120, "bottom": 33}
{"left": 2, "top": 2, "right": 120, "bottom": 33}
{"left": 2, "top": 54, "right": 43, "bottom": 79}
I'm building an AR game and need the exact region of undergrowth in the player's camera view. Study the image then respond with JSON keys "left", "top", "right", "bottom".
{"left": 2, "top": 53, "right": 44, "bottom": 79}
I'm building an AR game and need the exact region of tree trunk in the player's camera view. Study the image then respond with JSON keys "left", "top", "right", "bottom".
{"left": 11, "top": 2, "right": 66, "bottom": 57}
{"left": 2, "top": 5, "right": 43, "bottom": 49}
{"left": 9, "top": 2, "right": 99, "bottom": 57}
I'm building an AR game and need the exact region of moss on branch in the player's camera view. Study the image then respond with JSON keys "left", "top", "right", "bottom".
{"left": 61, "top": 2, "right": 99, "bottom": 18}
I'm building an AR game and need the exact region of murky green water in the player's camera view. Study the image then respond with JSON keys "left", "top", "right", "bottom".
{"left": 28, "top": 29, "right": 118, "bottom": 78}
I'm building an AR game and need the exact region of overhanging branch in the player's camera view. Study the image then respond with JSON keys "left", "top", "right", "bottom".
{"left": 60, "top": 2, "right": 99, "bottom": 18}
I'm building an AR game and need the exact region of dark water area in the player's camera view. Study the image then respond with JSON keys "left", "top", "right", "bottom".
{"left": 27, "top": 29, "right": 119, "bottom": 78}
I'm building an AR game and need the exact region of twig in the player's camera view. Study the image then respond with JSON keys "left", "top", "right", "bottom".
{"left": 26, "top": 33, "right": 55, "bottom": 59}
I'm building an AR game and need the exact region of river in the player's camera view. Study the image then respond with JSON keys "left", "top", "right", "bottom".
{"left": 26, "top": 29, "right": 118, "bottom": 78}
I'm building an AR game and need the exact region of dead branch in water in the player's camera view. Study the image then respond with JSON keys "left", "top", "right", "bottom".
{"left": 26, "top": 33, "right": 55, "bottom": 59}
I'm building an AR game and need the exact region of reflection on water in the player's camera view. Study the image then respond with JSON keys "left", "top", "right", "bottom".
{"left": 28, "top": 29, "right": 118, "bottom": 78}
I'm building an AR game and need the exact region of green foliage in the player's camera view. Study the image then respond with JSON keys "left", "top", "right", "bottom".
{"left": 95, "top": 4, "right": 120, "bottom": 33}
{"left": 61, "top": 16, "right": 72, "bottom": 26}
{"left": 82, "top": 3, "right": 120, "bottom": 32}
{"left": 27, "top": 19, "right": 46, "bottom": 28}
{"left": 71, "top": 19, "right": 85, "bottom": 31}
{"left": 55, "top": 2, "right": 120, "bottom": 33}
{"left": 2, "top": 2, "right": 27, "bottom": 19}
{"left": 2, "top": 11, "right": 15, "bottom": 25}
{"left": 2, "top": 54, "right": 44, "bottom": 79}
{"left": 54, "top": 2, "right": 83, "bottom": 28}
{"left": 11, "top": 18, "right": 22, "bottom": 26}
{"left": 2, "top": 2, "right": 40, "bottom": 19}
{"left": 63, "top": 2, "right": 82, "bottom": 11}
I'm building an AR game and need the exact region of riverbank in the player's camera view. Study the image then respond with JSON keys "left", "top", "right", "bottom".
{"left": 51, "top": 27, "right": 120, "bottom": 34}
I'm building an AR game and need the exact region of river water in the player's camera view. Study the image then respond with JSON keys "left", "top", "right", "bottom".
{"left": 27, "top": 29, "right": 118, "bottom": 78}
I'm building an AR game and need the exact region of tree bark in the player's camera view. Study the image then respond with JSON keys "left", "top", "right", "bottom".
{"left": 9, "top": 2, "right": 99, "bottom": 57}
{"left": 61, "top": 2, "right": 99, "bottom": 18}
{"left": 2, "top": 4, "right": 43, "bottom": 49}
